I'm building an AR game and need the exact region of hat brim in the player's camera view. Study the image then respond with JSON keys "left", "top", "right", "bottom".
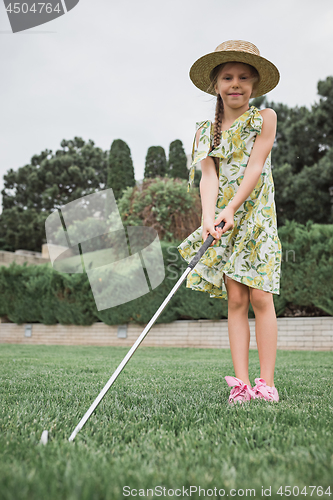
{"left": 189, "top": 50, "right": 280, "bottom": 97}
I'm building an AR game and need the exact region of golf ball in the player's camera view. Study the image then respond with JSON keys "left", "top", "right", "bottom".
{"left": 40, "top": 430, "right": 48, "bottom": 445}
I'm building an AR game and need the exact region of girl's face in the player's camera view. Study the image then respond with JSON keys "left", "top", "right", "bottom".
{"left": 214, "top": 62, "right": 255, "bottom": 108}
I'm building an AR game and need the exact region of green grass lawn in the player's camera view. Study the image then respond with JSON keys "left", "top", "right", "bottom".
{"left": 0, "top": 345, "right": 332, "bottom": 500}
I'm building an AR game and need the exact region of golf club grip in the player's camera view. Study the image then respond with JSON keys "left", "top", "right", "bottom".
{"left": 188, "top": 220, "right": 225, "bottom": 270}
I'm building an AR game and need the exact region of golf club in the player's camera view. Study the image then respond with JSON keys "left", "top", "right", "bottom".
{"left": 68, "top": 220, "right": 226, "bottom": 442}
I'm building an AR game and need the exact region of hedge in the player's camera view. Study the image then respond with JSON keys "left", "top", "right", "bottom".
{"left": 0, "top": 220, "right": 332, "bottom": 325}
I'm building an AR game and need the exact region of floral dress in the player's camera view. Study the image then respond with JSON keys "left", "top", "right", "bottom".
{"left": 177, "top": 105, "right": 282, "bottom": 300}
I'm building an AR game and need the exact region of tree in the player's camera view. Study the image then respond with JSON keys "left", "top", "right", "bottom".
{"left": 252, "top": 78, "right": 333, "bottom": 226}
{"left": 270, "top": 162, "right": 295, "bottom": 226}
{"left": 106, "top": 139, "right": 136, "bottom": 201}
{"left": 312, "top": 76, "right": 333, "bottom": 153}
{"left": 265, "top": 76, "right": 333, "bottom": 175}
{"left": 2, "top": 137, "right": 107, "bottom": 212}
{"left": 273, "top": 150, "right": 333, "bottom": 226}
{"left": 193, "top": 169, "right": 202, "bottom": 189}
{"left": 167, "top": 139, "right": 188, "bottom": 179}
{"left": 0, "top": 206, "right": 48, "bottom": 252}
{"left": 0, "top": 137, "right": 108, "bottom": 251}
{"left": 144, "top": 146, "right": 167, "bottom": 178}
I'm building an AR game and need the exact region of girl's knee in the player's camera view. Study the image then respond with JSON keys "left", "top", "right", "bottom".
{"left": 228, "top": 293, "right": 249, "bottom": 310}
{"left": 225, "top": 275, "right": 250, "bottom": 309}
{"left": 250, "top": 288, "right": 273, "bottom": 310}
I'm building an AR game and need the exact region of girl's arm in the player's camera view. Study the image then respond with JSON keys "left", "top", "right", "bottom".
{"left": 216, "top": 108, "right": 277, "bottom": 233}
{"left": 197, "top": 128, "right": 223, "bottom": 245}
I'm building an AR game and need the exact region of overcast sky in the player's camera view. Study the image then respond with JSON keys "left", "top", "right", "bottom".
{"left": 1, "top": 0, "right": 333, "bottom": 215}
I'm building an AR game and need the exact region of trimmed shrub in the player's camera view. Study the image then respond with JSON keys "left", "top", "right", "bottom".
{"left": 277, "top": 219, "right": 333, "bottom": 316}
{"left": 0, "top": 242, "right": 228, "bottom": 325}
{"left": 0, "top": 221, "right": 332, "bottom": 324}
{"left": 116, "top": 177, "right": 202, "bottom": 242}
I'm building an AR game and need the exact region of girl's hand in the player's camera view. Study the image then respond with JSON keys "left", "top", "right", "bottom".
{"left": 202, "top": 206, "right": 235, "bottom": 247}
{"left": 215, "top": 206, "right": 235, "bottom": 235}
{"left": 202, "top": 218, "right": 223, "bottom": 247}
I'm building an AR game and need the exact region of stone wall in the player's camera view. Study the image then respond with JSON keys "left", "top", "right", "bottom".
{"left": 0, "top": 317, "right": 332, "bottom": 350}
{"left": 0, "top": 249, "right": 50, "bottom": 268}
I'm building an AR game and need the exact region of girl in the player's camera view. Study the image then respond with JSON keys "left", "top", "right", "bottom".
{"left": 177, "top": 40, "right": 282, "bottom": 404}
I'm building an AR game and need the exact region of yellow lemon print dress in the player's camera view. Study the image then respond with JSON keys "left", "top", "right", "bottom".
{"left": 177, "top": 106, "right": 282, "bottom": 300}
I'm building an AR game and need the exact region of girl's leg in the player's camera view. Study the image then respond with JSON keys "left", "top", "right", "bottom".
{"left": 249, "top": 288, "right": 277, "bottom": 387}
{"left": 224, "top": 274, "right": 251, "bottom": 387}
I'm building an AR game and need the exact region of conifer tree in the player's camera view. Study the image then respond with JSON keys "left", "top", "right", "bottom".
{"left": 107, "top": 139, "right": 136, "bottom": 200}
{"left": 167, "top": 139, "right": 188, "bottom": 179}
{"left": 144, "top": 146, "right": 167, "bottom": 178}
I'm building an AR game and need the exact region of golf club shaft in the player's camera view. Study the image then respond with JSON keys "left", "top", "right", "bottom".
{"left": 68, "top": 220, "right": 225, "bottom": 442}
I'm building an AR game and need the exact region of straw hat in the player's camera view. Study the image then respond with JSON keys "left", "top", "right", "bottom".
{"left": 189, "top": 40, "right": 280, "bottom": 98}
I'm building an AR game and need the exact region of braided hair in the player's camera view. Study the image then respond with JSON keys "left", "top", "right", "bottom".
{"left": 205, "top": 63, "right": 226, "bottom": 175}
{"left": 211, "top": 93, "right": 224, "bottom": 174}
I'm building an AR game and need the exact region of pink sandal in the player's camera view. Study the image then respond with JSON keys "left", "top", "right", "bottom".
{"left": 252, "top": 378, "right": 279, "bottom": 402}
{"left": 225, "top": 376, "right": 256, "bottom": 404}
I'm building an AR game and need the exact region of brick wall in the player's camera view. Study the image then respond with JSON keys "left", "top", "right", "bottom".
{"left": 0, "top": 317, "right": 332, "bottom": 350}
